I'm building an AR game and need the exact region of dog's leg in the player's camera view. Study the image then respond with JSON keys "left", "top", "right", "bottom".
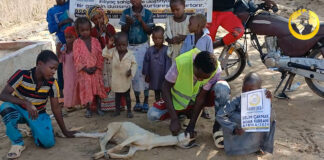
{"left": 93, "top": 123, "right": 121, "bottom": 160}
{"left": 108, "top": 146, "right": 138, "bottom": 159}
{"left": 108, "top": 135, "right": 143, "bottom": 153}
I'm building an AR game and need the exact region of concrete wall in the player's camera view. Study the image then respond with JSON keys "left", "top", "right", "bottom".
{"left": 0, "top": 41, "right": 52, "bottom": 90}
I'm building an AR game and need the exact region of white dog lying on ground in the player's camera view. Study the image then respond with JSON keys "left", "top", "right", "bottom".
{"left": 74, "top": 122, "right": 197, "bottom": 159}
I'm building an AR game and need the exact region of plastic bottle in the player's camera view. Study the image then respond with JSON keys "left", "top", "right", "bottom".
{"left": 287, "top": 82, "right": 301, "bottom": 92}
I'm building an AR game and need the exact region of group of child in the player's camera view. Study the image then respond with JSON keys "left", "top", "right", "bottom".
{"left": 48, "top": 0, "right": 214, "bottom": 118}
{"left": 45, "top": 0, "right": 276, "bottom": 156}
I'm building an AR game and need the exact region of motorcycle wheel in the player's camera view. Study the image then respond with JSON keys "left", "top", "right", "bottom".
{"left": 219, "top": 47, "right": 246, "bottom": 81}
{"left": 305, "top": 49, "right": 324, "bottom": 98}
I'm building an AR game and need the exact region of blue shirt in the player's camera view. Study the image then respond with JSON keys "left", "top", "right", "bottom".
{"left": 119, "top": 7, "right": 154, "bottom": 45}
{"left": 180, "top": 28, "right": 214, "bottom": 54}
{"left": 46, "top": 1, "right": 70, "bottom": 44}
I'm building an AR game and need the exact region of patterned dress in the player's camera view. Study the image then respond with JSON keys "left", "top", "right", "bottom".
{"left": 73, "top": 37, "right": 106, "bottom": 105}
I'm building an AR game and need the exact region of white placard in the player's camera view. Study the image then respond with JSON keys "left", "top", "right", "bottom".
{"left": 69, "top": 0, "right": 213, "bottom": 26}
{"left": 241, "top": 89, "right": 271, "bottom": 132}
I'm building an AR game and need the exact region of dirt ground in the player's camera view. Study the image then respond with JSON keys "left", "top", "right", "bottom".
{"left": 0, "top": 0, "right": 324, "bottom": 160}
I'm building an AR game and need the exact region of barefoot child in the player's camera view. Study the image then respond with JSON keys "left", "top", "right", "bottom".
{"left": 120, "top": 0, "right": 154, "bottom": 113}
{"left": 180, "top": 14, "right": 214, "bottom": 119}
{"left": 216, "top": 72, "right": 276, "bottom": 155}
{"left": 73, "top": 17, "right": 107, "bottom": 118}
{"left": 102, "top": 32, "right": 137, "bottom": 118}
{"left": 165, "top": 0, "right": 190, "bottom": 60}
{"left": 143, "top": 26, "right": 171, "bottom": 101}
{"left": 0, "top": 51, "right": 76, "bottom": 159}
{"left": 57, "top": 26, "right": 80, "bottom": 111}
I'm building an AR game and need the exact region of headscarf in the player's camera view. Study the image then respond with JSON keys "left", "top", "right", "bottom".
{"left": 87, "top": 5, "right": 109, "bottom": 24}
{"left": 64, "top": 26, "right": 78, "bottom": 37}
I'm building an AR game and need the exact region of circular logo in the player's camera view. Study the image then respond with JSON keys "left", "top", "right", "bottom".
{"left": 248, "top": 94, "right": 261, "bottom": 107}
{"left": 288, "top": 9, "right": 320, "bottom": 40}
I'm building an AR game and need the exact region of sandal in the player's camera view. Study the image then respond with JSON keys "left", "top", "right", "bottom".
{"left": 85, "top": 109, "right": 92, "bottom": 118}
{"left": 127, "top": 111, "right": 134, "bottom": 118}
{"left": 133, "top": 103, "right": 142, "bottom": 112}
{"left": 7, "top": 145, "right": 26, "bottom": 159}
{"left": 213, "top": 131, "right": 224, "bottom": 149}
{"left": 141, "top": 103, "right": 149, "bottom": 113}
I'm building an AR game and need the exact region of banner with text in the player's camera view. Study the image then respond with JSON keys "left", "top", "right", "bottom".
{"left": 69, "top": 0, "right": 213, "bottom": 26}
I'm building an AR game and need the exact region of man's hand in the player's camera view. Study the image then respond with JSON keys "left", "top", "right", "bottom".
{"left": 234, "top": 127, "right": 245, "bottom": 135}
{"left": 63, "top": 130, "right": 78, "bottom": 138}
{"left": 133, "top": 13, "right": 143, "bottom": 22}
{"left": 126, "top": 69, "right": 132, "bottom": 77}
{"left": 25, "top": 101, "right": 38, "bottom": 120}
{"left": 170, "top": 118, "right": 181, "bottom": 136}
{"left": 145, "top": 76, "right": 150, "bottom": 83}
{"left": 263, "top": 0, "right": 277, "bottom": 10}
{"left": 125, "top": 15, "right": 134, "bottom": 25}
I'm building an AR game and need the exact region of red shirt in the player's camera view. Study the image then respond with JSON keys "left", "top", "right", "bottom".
{"left": 91, "top": 23, "right": 116, "bottom": 49}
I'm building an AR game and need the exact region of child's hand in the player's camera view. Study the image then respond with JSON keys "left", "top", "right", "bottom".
{"left": 126, "top": 15, "right": 134, "bottom": 25}
{"left": 134, "top": 13, "right": 143, "bottom": 22}
{"left": 265, "top": 89, "right": 272, "bottom": 100}
{"left": 89, "top": 67, "right": 97, "bottom": 73}
{"left": 234, "top": 127, "right": 245, "bottom": 135}
{"left": 145, "top": 76, "right": 150, "bottom": 83}
{"left": 126, "top": 69, "right": 132, "bottom": 77}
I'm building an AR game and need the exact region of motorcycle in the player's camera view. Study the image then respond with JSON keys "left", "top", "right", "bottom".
{"left": 217, "top": 0, "right": 324, "bottom": 98}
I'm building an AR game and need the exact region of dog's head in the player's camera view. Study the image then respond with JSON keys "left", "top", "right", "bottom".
{"left": 176, "top": 133, "right": 198, "bottom": 149}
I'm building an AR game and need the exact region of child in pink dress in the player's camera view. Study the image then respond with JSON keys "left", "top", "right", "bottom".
{"left": 57, "top": 26, "right": 80, "bottom": 111}
{"left": 73, "top": 17, "right": 107, "bottom": 118}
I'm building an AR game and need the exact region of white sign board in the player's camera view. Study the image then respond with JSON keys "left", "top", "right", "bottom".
{"left": 69, "top": 0, "right": 213, "bottom": 26}
{"left": 241, "top": 89, "right": 271, "bottom": 132}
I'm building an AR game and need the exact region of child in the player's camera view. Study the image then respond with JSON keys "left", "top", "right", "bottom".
{"left": 87, "top": 5, "right": 116, "bottom": 49}
{"left": 216, "top": 72, "right": 276, "bottom": 155}
{"left": 87, "top": 6, "right": 126, "bottom": 111}
{"left": 47, "top": 0, "right": 73, "bottom": 103}
{"left": 165, "top": 0, "right": 190, "bottom": 60}
{"left": 73, "top": 17, "right": 107, "bottom": 118}
{"left": 120, "top": 0, "right": 154, "bottom": 113}
{"left": 180, "top": 14, "right": 214, "bottom": 119}
{"left": 119, "top": 0, "right": 154, "bottom": 112}
{"left": 143, "top": 26, "right": 171, "bottom": 101}
{"left": 102, "top": 32, "right": 137, "bottom": 118}
{"left": 57, "top": 26, "right": 80, "bottom": 111}
{"left": 0, "top": 51, "right": 75, "bottom": 159}
{"left": 46, "top": 0, "right": 72, "bottom": 45}
{"left": 180, "top": 14, "right": 214, "bottom": 54}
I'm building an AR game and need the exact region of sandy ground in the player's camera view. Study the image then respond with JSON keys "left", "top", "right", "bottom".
{"left": 0, "top": 0, "right": 324, "bottom": 160}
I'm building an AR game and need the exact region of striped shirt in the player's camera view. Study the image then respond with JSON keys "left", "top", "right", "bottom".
{"left": 8, "top": 68, "right": 60, "bottom": 112}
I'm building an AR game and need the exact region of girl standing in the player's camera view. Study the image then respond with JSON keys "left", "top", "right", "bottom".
{"left": 57, "top": 26, "right": 80, "bottom": 111}
{"left": 73, "top": 17, "right": 106, "bottom": 118}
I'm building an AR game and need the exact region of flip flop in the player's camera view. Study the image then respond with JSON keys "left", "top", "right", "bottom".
{"left": 133, "top": 103, "right": 142, "bottom": 112}
{"left": 213, "top": 131, "right": 224, "bottom": 149}
{"left": 127, "top": 111, "right": 134, "bottom": 118}
{"left": 7, "top": 145, "right": 26, "bottom": 159}
{"left": 85, "top": 109, "right": 92, "bottom": 118}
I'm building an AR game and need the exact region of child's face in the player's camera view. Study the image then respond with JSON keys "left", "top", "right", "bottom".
{"left": 65, "top": 33, "right": 77, "bottom": 45}
{"left": 38, "top": 59, "right": 59, "bottom": 80}
{"left": 152, "top": 31, "right": 164, "bottom": 48}
{"left": 91, "top": 14, "right": 105, "bottom": 27}
{"left": 170, "top": 2, "right": 185, "bottom": 19}
{"left": 130, "top": 0, "right": 142, "bottom": 8}
{"left": 78, "top": 23, "right": 91, "bottom": 38}
{"left": 116, "top": 37, "right": 128, "bottom": 54}
{"left": 56, "top": 0, "right": 65, "bottom": 5}
{"left": 242, "top": 83, "right": 261, "bottom": 92}
{"left": 188, "top": 17, "right": 200, "bottom": 33}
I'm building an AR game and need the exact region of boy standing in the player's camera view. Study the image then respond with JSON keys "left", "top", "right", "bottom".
{"left": 120, "top": 0, "right": 154, "bottom": 112}
{"left": 0, "top": 51, "right": 76, "bottom": 159}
